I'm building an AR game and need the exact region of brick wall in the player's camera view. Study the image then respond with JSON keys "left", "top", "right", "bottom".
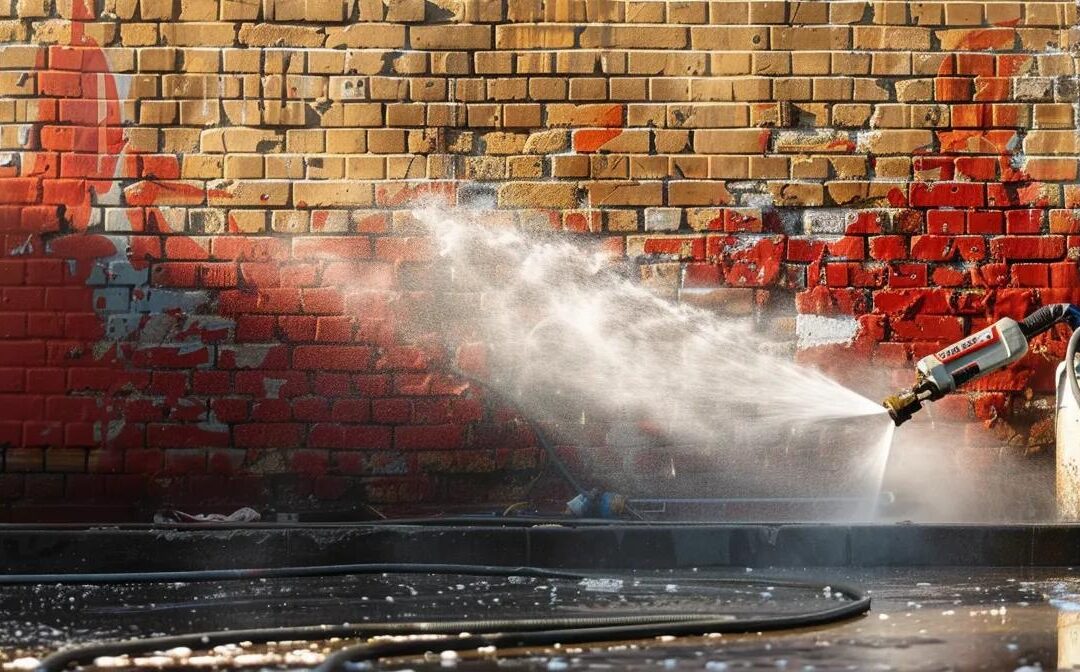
{"left": 0, "top": 0, "right": 1077, "bottom": 520}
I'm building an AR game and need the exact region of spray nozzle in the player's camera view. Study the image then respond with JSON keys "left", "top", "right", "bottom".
{"left": 883, "top": 379, "right": 942, "bottom": 427}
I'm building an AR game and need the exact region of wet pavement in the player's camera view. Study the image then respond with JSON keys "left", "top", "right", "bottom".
{"left": 1, "top": 567, "right": 1078, "bottom": 671}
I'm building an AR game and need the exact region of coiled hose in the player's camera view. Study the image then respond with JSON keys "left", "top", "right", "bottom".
{"left": 30, "top": 564, "right": 870, "bottom": 672}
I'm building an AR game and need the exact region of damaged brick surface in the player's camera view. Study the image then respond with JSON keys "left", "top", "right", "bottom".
{"left": 0, "top": 0, "right": 1078, "bottom": 518}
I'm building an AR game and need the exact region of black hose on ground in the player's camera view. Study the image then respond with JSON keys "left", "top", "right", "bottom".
{"left": 0, "top": 563, "right": 588, "bottom": 585}
{"left": 31, "top": 566, "right": 870, "bottom": 672}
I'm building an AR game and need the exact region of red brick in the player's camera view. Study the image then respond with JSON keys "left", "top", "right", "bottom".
{"left": 235, "top": 423, "right": 303, "bottom": 448}
{"left": 395, "top": 424, "right": 465, "bottom": 450}
{"left": 1050, "top": 262, "right": 1080, "bottom": 288}
{"left": 1010, "top": 264, "right": 1049, "bottom": 287}
{"left": 910, "top": 182, "right": 984, "bottom": 208}
{"left": 211, "top": 237, "right": 288, "bottom": 261}
{"left": 888, "top": 263, "right": 927, "bottom": 288}
{"left": 956, "top": 54, "right": 994, "bottom": 76}
{"left": 38, "top": 71, "right": 81, "bottom": 96}
{"left": 1006, "top": 210, "right": 1043, "bottom": 234}
{"left": 954, "top": 157, "right": 996, "bottom": 181}
{"left": 935, "top": 77, "right": 971, "bottom": 101}
{"left": 990, "top": 236, "right": 1066, "bottom": 261}
{"left": 375, "top": 237, "right": 437, "bottom": 262}
{"left": 868, "top": 236, "right": 906, "bottom": 261}
{"left": 0, "top": 179, "right": 42, "bottom": 205}
{"left": 294, "top": 345, "right": 373, "bottom": 371}
{"left": 293, "top": 236, "right": 373, "bottom": 260}
{"left": 926, "top": 210, "right": 965, "bottom": 235}
{"left": 966, "top": 211, "right": 1002, "bottom": 234}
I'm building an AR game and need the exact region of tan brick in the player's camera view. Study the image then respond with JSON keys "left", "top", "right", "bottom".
{"left": 668, "top": 181, "right": 733, "bottom": 206}
{"left": 221, "top": 0, "right": 259, "bottom": 19}
{"left": 207, "top": 179, "right": 290, "bottom": 206}
{"left": 668, "top": 1, "right": 706, "bottom": 23}
{"left": 690, "top": 26, "right": 767, "bottom": 50}
{"left": 585, "top": 181, "right": 663, "bottom": 207}
{"left": 227, "top": 209, "right": 266, "bottom": 232}
{"left": 271, "top": 210, "right": 309, "bottom": 233}
{"left": 1035, "top": 103, "right": 1074, "bottom": 129}
{"left": 830, "top": 1, "right": 868, "bottom": 23}
{"left": 498, "top": 182, "right": 578, "bottom": 209}
{"left": 581, "top": 25, "right": 687, "bottom": 49}
{"left": 179, "top": 0, "right": 218, "bottom": 20}
{"left": 224, "top": 154, "right": 263, "bottom": 178}
{"left": 590, "top": 155, "right": 628, "bottom": 179}
{"left": 546, "top": 103, "right": 624, "bottom": 127}
{"left": 856, "top": 130, "right": 934, "bottom": 155}
{"left": 1024, "top": 131, "right": 1078, "bottom": 154}
{"left": 503, "top": 103, "right": 540, "bottom": 127}
{"left": 694, "top": 129, "right": 772, "bottom": 154}
{"left": 410, "top": 24, "right": 490, "bottom": 50}
{"left": 345, "top": 156, "right": 388, "bottom": 180}
{"left": 238, "top": 22, "right": 324, "bottom": 47}
{"left": 771, "top": 26, "right": 849, "bottom": 50}
{"left": 748, "top": 156, "right": 788, "bottom": 178}
{"left": 293, "top": 180, "right": 374, "bottom": 207}
{"left": 552, "top": 155, "right": 589, "bottom": 178}
{"left": 853, "top": 26, "right": 930, "bottom": 50}
{"left": 160, "top": 22, "right": 236, "bottom": 46}
{"left": 495, "top": 24, "right": 575, "bottom": 49}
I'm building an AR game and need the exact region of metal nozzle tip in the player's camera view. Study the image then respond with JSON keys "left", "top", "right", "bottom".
{"left": 882, "top": 392, "right": 921, "bottom": 427}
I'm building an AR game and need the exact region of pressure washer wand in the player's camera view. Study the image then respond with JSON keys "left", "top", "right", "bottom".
{"left": 884, "top": 304, "right": 1080, "bottom": 426}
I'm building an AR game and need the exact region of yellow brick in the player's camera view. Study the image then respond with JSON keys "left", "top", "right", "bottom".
{"left": 668, "top": 181, "right": 733, "bottom": 206}
{"left": 160, "top": 22, "right": 236, "bottom": 46}
{"left": 208, "top": 179, "right": 290, "bottom": 206}
{"left": 829, "top": 1, "right": 867, "bottom": 24}
{"left": 854, "top": 26, "right": 930, "bottom": 50}
{"left": 410, "top": 25, "right": 491, "bottom": 50}
{"left": 386, "top": 155, "right": 425, "bottom": 178}
{"left": 221, "top": 0, "right": 259, "bottom": 19}
{"left": 224, "top": 154, "right": 264, "bottom": 178}
{"left": 771, "top": 26, "right": 849, "bottom": 50}
{"left": 180, "top": 155, "right": 222, "bottom": 180}
{"left": 585, "top": 181, "right": 663, "bottom": 207}
{"left": 385, "top": 0, "right": 424, "bottom": 21}
{"left": 140, "top": 100, "right": 178, "bottom": 124}
{"left": 694, "top": 129, "right": 772, "bottom": 154}
{"left": 227, "top": 210, "right": 266, "bottom": 232}
{"left": 668, "top": 1, "right": 707, "bottom": 23}
{"left": 265, "top": 154, "right": 305, "bottom": 178}
{"left": 552, "top": 155, "right": 589, "bottom": 178}
{"left": 856, "top": 130, "right": 933, "bottom": 155}
{"left": 495, "top": 24, "right": 575, "bottom": 48}
{"left": 124, "top": 23, "right": 160, "bottom": 45}
{"left": 367, "top": 128, "right": 405, "bottom": 153}
{"left": 768, "top": 182, "right": 823, "bottom": 206}
{"left": 580, "top": 25, "right": 687, "bottom": 49}
{"left": 293, "top": 180, "right": 374, "bottom": 207}
{"left": 238, "top": 22, "right": 324, "bottom": 47}
{"left": 16, "top": 0, "right": 49, "bottom": 18}
{"left": 179, "top": 0, "right": 218, "bottom": 20}
{"left": 690, "top": 26, "right": 767, "bottom": 50}
{"left": 1024, "top": 130, "right": 1078, "bottom": 154}
{"left": 272, "top": 210, "right": 309, "bottom": 233}
{"left": 1035, "top": 103, "right": 1074, "bottom": 129}
{"left": 139, "top": 0, "right": 174, "bottom": 18}
{"left": 498, "top": 182, "right": 578, "bottom": 208}
{"left": 345, "top": 156, "right": 384, "bottom": 179}
{"left": 0, "top": 72, "right": 35, "bottom": 97}
{"left": 305, "top": 0, "right": 345, "bottom": 21}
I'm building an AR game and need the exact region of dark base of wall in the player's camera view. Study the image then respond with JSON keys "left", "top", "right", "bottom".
{"left": 3, "top": 521, "right": 1079, "bottom": 572}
